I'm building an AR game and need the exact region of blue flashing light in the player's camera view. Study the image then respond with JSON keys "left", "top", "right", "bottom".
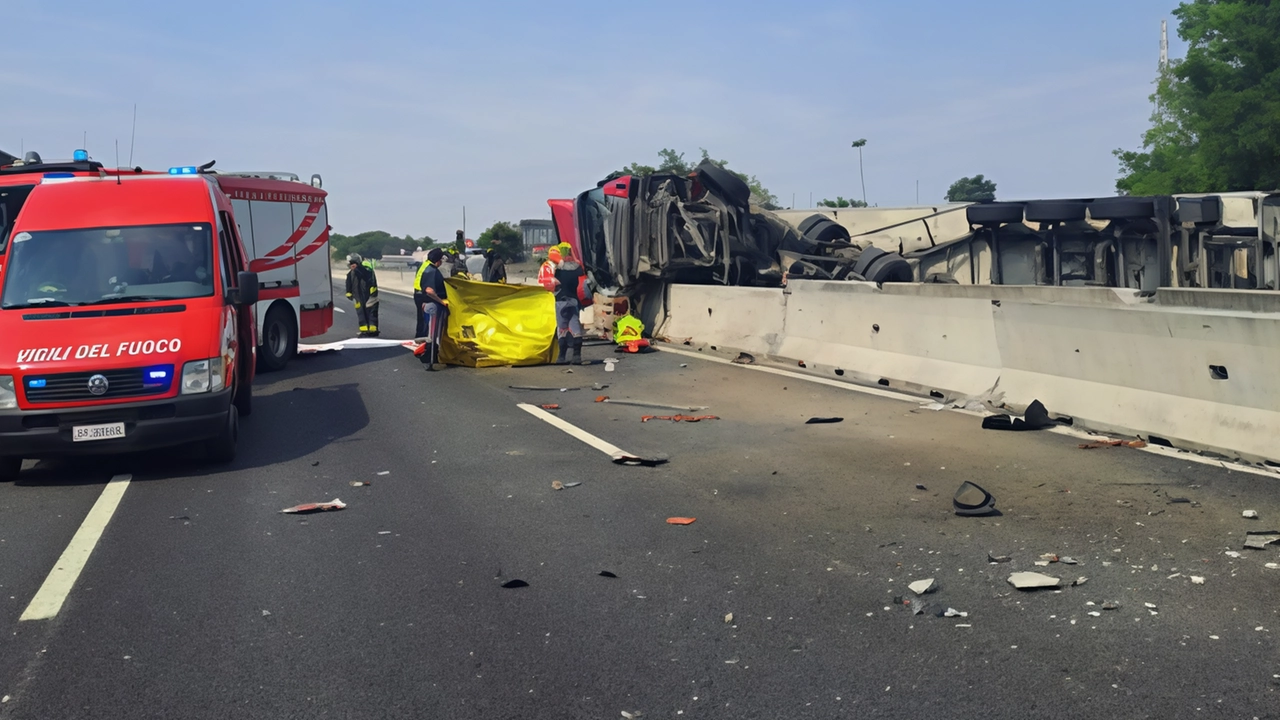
{"left": 27, "top": 378, "right": 46, "bottom": 389}
{"left": 168, "top": 166, "right": 198, "bottom": 176}
{"left": 73, "top": 149, "right": 89, "bottom": 162}
{"left": 142, "top": 364, "right": 174, "bottom": 388}
{"left": 42, "top": 172, "right": 75, "bottom": 180}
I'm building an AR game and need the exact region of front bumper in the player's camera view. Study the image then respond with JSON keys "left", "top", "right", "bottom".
{"left": 0, "top": 389, "right": 232, "bottom": 458}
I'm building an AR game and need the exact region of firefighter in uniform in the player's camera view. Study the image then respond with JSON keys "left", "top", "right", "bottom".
{"left": 345, "top": 253, "right": 380, "bottom": 337}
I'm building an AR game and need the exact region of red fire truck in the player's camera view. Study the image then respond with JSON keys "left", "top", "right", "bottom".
{"left": 0, "top": 152, "right": 332, "bottom": 479}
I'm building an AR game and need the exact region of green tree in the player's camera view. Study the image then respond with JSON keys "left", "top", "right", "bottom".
{"left": 1116, "top": 1, "right": 1280, "bottom": 195}
{"left": 817, "top": 196, "right": 868, "bottom": 208}
{"left": 477, "top": 221, "right": 523, "bottom": 262}
{"left": 945, "top": 175, "right": 998, "bottom": 202}
{"left": 330, "top": 230, "right": 418, "bottom": 261}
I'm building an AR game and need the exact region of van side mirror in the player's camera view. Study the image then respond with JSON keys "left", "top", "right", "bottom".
{"left": 233, "top": 271, "right": 259, "bottom": 306}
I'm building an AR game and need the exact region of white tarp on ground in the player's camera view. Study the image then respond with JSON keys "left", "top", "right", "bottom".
{"left": 297, "top": 338, "right": 417, "bottom": 354}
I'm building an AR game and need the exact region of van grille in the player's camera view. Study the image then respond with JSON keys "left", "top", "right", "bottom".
{"left": 22, "top": 367, "right": 173, "bottom": 404}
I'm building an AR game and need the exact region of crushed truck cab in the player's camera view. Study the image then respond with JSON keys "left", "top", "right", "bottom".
{"left": 0, "top": 170, "right": 261, "bottom": 479}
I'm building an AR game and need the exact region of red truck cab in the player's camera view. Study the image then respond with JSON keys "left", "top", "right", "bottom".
{"left": 0, "top": 168, "right": 259, "bottom": 480}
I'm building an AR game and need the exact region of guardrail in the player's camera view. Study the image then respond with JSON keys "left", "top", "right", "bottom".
{"left": 659, "top": 281, "right": 1280, "bottom": 465}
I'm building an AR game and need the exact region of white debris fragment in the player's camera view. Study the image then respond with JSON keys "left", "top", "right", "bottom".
{"left": 1225, "top": 551, "right": 1243, "bottom": 559}
{"left": 1088, "top": 611, "right": 1101, "bottom": 617}
{"left": 1144, "top": 602, "right": 1157, "bottom": 609}
{"left": 1243, "top": 510, "right": 1259, "bottom": 519}
{"left": 943, "top": 608, "right": 968, "bottom": 618}
{"left": 1190, "top": 576, "right": 1205, "bottom": 585}
{"left": 908, "top": 578, "right": 937, "bottom": 596}
{"left": 1267, "top": 563, "right": 1280, "bottom": 570}
{"left": 1008, "top": 572, "right": 1061, "bottom": 590}
{"left": 1209, "top": 635, "right": 1220, "bottom": 640}
{"left": 724, "top": 613, "right": 733, "bottom": 624}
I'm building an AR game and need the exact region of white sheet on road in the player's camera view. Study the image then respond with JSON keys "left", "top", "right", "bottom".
{"left": 298, "top": 338, "right": 418, "bottom": 354}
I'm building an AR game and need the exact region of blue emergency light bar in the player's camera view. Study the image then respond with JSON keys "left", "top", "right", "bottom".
{"left": 73, "top": 149, "right": 89, "bottom": 162}
{"left": 42, "top": 173, "right": 75, "bottom": 180}
{"left": 27, "top": 379, "right": 46, "bottom": 389}
{"left": 168, "top": 166, "right": 199, "bottom": 175}
{"left": 142, "top": 364, "right": 174, "bottom": 389}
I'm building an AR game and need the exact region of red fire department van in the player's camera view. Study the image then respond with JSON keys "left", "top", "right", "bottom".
{"left": 0, "top": 155, "right": 328, "bottom": 480}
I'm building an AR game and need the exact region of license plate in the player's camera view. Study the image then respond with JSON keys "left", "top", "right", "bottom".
{"left": 72, "top": 423, "right": 126, "bottom": 442}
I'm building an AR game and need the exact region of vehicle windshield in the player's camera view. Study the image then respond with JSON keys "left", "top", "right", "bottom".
{"left": 1, "top": 222, "right": 215, "bottom": 309}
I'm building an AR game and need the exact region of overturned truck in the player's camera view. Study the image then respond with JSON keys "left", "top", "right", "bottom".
{"left": 551, "top": 164, "right": 1280, "bottom": 299}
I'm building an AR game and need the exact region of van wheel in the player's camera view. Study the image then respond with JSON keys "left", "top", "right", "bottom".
{"left": 257, "top": 304, "right": 297, "bottom": 373}
{"left": 0, "top": 457, "right": 21, "bottom": 482}
{"left": 204, "top": 407, "right": 239, "bottom": 465}
{"left": 234, "top": 379, "right": 252, "bottom": 417}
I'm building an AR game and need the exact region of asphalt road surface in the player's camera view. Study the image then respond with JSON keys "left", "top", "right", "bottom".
{"left": 2, "top": 283, "right": 1278, "bottom": 719}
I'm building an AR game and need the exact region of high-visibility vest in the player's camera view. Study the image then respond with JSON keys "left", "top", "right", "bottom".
{"left": 614, "top": 314, "right": 644, "bottom": 344}
{"left": 414, "top": 261, "right": 431, "bottom": 292}
{"left": 538, "top": 261, "right": 556, "bottom": 291}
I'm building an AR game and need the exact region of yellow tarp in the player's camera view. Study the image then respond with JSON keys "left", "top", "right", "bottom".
{"left": 438, "top": 278, "right": 557, "bottom": 367}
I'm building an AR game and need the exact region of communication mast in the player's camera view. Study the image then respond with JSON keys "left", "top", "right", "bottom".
{"left": 1160, "top": 19, "right": 1169, "bottom": 70}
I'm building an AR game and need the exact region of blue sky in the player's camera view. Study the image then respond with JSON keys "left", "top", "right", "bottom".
{"left": 5, "top": 0, "right": 1184, "bottom": 240}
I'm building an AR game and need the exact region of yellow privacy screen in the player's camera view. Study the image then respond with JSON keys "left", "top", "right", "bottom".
{"left": 438, "top": 277, "right": 557, "bottom": 367}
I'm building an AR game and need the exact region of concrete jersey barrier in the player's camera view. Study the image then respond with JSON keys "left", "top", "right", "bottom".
{"left": 659, "top": 280, "right": 1280, "bottom": 465}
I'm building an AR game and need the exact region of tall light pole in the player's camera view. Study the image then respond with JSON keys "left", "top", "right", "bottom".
{"left": 851, "top": 139, "right": 867, "bottom": 206}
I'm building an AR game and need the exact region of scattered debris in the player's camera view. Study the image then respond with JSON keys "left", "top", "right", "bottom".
{"left": 376, "top": 471, "right": 390, "bottom": 476}
{"left": 563, "top": 482, "right": 582, "bottom": 488}
{"left": 349, "top": 481, "right": 370, "bottom": 487}
{"left": 641, "top": 414, "right": 720, "bottom": 423}
{"left": 954, "top": 481, "right": 997, "bottom": 517}
{"left": 1225, "top": 551, "right": 1244, "bottom": 558}
{"left": 1167, "top": 496, "right": 1192, "bottom": 504}
{"left": 679, "top": 363, "right": 688, "bottom": 368}
{"left": 988, "top": 552, "right": 1012, "bottom": 564}
{"left": 731, "top": 352, "right": 755, "bottom": 365}
{"left": 1144, "top": 602, "right": 1157, "bottom": 609}
{"left": 1088, "top": 611, "right": 1101, "bottom": 617}
{"left": 510, "top": 385, "right": 584, "bottom": 391}
{"left": 1072, "top": 577, "right": 1088, "bottom": 587}
{"left": 1060, "top": 557, "right": 1079, "bottom": 565}
{"left": 798, "top": 361, "right": 807, "bottom": 368}
{"left": 605, "top": 398, "right": 709, "bottom": 412}
{"left": 724, "top": 613, "right": 734, "bottom": 623}
{"left": 377, "top": 531, "right": 391, "bottom": 535}
{"left": 1243, "top": 531, "right": 1280, "bottom": 550}
{"left": 942, "top": 608, "right": 968, "bottom": 618}
{"left": 1102, "top": 602, "right": 1120, "bottom": 610}
{"left": 621, "top": 711, "right": 642, "bottom": 719}
{"left": 611, "top": 452, "right": 669, "bottom": 467}
{"left": 1267, "top": 563, "right": 1280, "bottom": 570}
{"left": 805, "top": 417, "right": 844, "bottom": 424}
{"left": 311, "top": 461, "right": 320, "bottom": 466}
{"left": 908, "top": 578, "right": 938, "bottom": 596}
{"left": 552, "top": 481, "right": 565, "bottom": 491}
{"left": 604, "top": 359, "right": 617, "bottom": 372}
{"left": 280, "top": 498, "right": 346, "bottom": 514}
{"left": 666, "top": 517, "right": 697, "bottom": 525}
{"left": 1007, "top": 572, "right": 1061, "bottom": 590}
{"left": 598, "top": 571, "right": 618, "bottom": 578}
{"left": 982, "top": 399, "right": 1053, "bottom": 431}
{"left": 1191, "top": 576, "right": 1205, "bottom": 585}
{"left": 1039, "top": 553, "right": 1059, "bottom": 563}
{"left": 540, "top": 404, "right": 561, "bottom": 410}
{"left": 1243, "top": 510, "right": 1260, "bottom": 519}
{"left": 915, "top": 484, "right": 928, "bottom": 491}
{"left": 1078, "top": 439, "right": 1148, "bottom": 450}
{"left": 596, "top": 396, "right": 609, "bottom": 402}
{"left": 502, "top": 579, "right": 529, "bottom": 589}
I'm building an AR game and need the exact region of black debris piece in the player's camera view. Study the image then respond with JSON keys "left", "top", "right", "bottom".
{"left": 732, "top": 352, "right": 755, "bottom": 365}
{"left": 954, "top": 481, "right": 997, "bottom": 517}
{"left": 982, "top": 399, "right": 1053, "bottom": 431}
{"left": 806, "top": 417, "right": 844, "bottom": 425}
{"left": 915, "top": 484, "right": 928, "bottom": 491}
{"left": 611, "top": 452, "right": 669, "bottom": 467}
{"left": 501, "top": 579, "right": 529, "bottom": 589}
{"left": 598, "top": 571, "right": 618, "bottom": 578}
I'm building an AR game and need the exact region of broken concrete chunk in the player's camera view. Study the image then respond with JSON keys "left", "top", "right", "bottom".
{"left": 954, "top": 481, "right": 997, "bottom": 516}
{"left": 1073, "top": 577, "right": 1088, "bottom": 586}
{"left": 908, "top": 578, "right": 937, "bottom": 596}
{"left": 1243, "top": 532, "right": 1280, "bottom": 550}
{"left": 1243, "top": 510, "right": 1259, "bottom": 519}
{"left": 942, "top": 608, "right": 968, "bottom": 618}
{"left": 1007, "top": 572, "right": 1061, "bottom": 590}
{"left": 724, "top": 613, "right": 734, "bottom": 624}
{"left": 1190, "top": 576, "right": 1205, "bottom": 585}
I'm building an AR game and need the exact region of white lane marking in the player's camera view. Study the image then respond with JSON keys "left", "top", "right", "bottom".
{"left": 660, "top": 345, "right": 1280, "bottom": 480}
{"left": 517, "top": 403, "right": 627, "bottom": 457}
{"left": 20, "top": 474, "right": 132, "bottom": 622}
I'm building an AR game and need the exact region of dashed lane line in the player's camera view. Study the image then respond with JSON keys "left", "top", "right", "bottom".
{"left": 20, "top": 474, "right": 132, "bottom": 622}
{"left": 517, "top": 403, "right": 628, "bottom": 457}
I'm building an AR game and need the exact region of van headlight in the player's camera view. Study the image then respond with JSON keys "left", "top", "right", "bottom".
{"left": 180, "top": 359, "right": 226, "bottom": 395}
{"left": 0, "top": 376, "right": 15, "bottom": 410}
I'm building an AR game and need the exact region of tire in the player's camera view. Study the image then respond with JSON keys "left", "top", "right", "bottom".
{"left": 797, "top": 214, "right": 830, "bottom": 235}
{"left": 695, "top": 160, "right": 751, "bottom": 207}
{"left": 966, "top": 202, "right": 1025, "bottom": 226}
{"left": 852, "top": 246, "right": 888, "bottom": 277}
{"left": 803, "top": 218, "right": 851, "bottom": 245}
{"left": 257, "top": 303, "right": 297, "bottom": 373}
{"left": 1025, "top": 200, "right": 1087, "bottom": 223}
{"left": 234, "top": 379, "right": 252, "bottom": 417}
{"left": 863, "top": 253, "right": 914, "bottom": 283}
{"left": 0, "top": 456, "right": 21, "bottom": 482}
{"left": 204, "top": 406, "right": 239, "bottom": 465}
{"left": 1089, "top": 197, "right": 1154, "bottom": 221}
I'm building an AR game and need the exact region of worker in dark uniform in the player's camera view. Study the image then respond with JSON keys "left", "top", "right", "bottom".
{"left": 344, "top": 253, "right": 380, "bottom": 337}
{"left": 547, "top": 247, "right": 587, "bottom": 365}
{"left": 417, "top": 248, "right": 449, "bottom": 370}
{"left": 483, "top": 249, "right": 507, "bottom": 283}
